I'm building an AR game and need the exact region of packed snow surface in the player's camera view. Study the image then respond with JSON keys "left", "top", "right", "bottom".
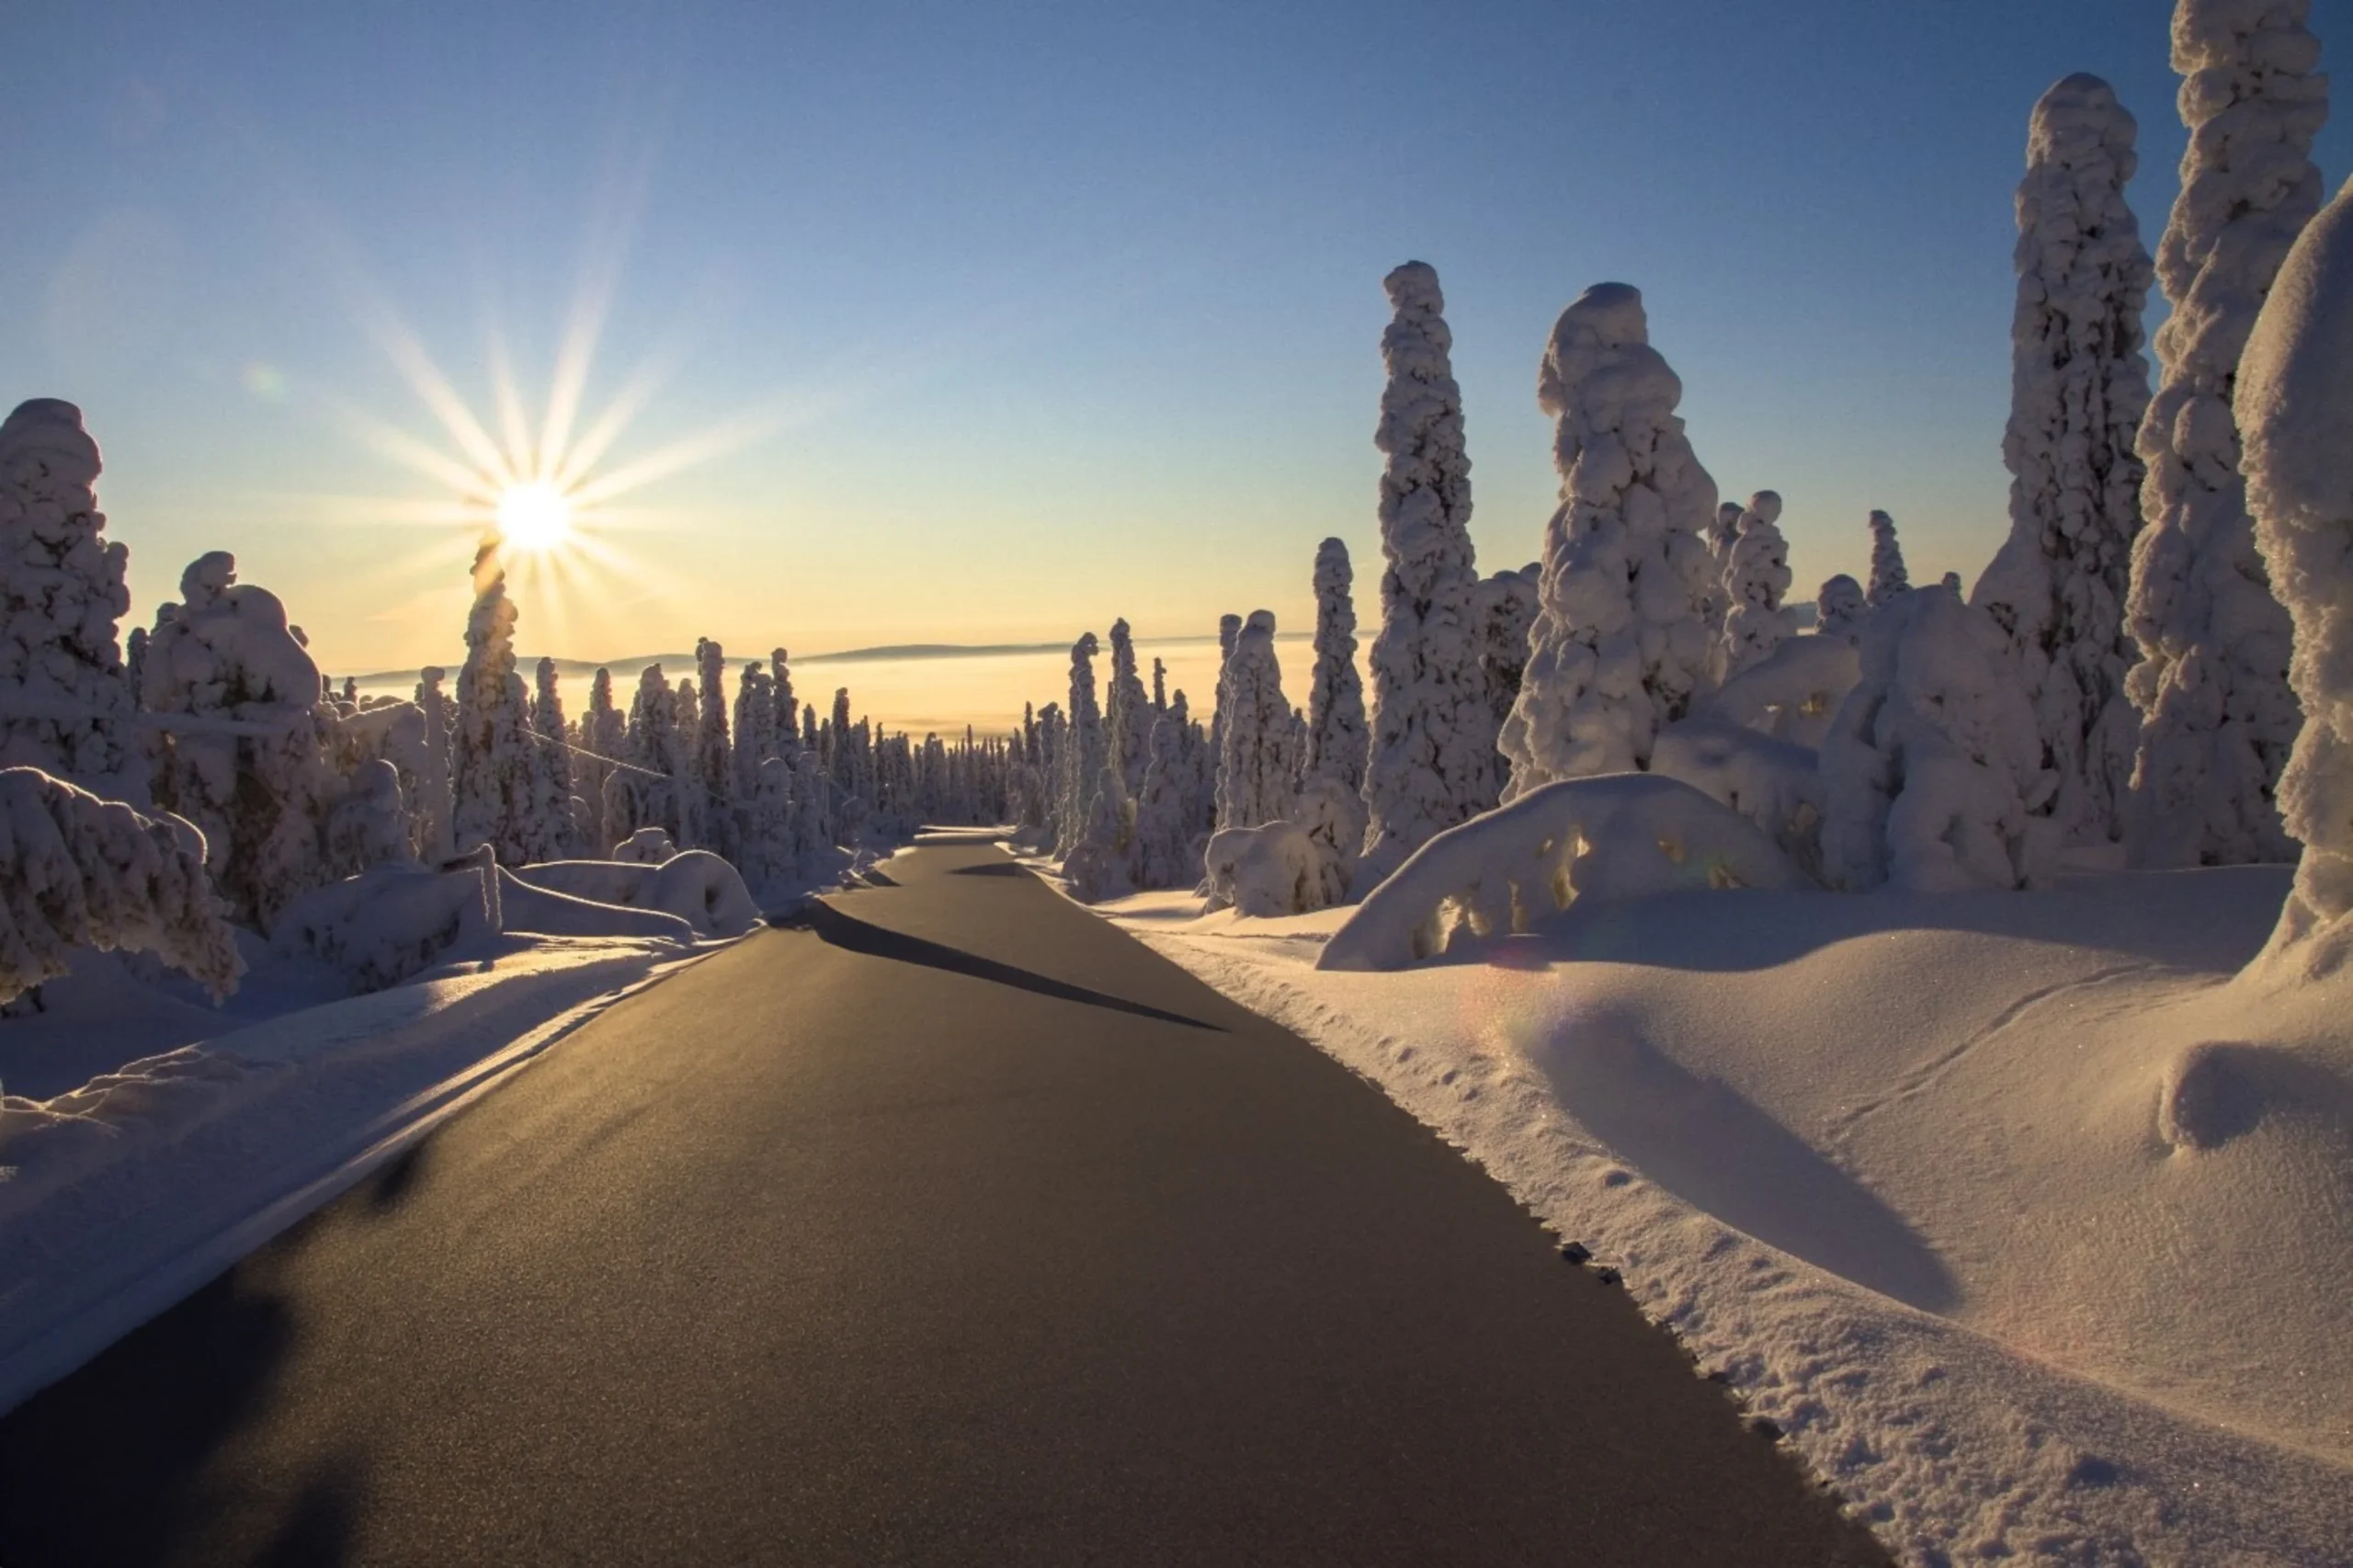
{"left": 1099, "top": 865, "right": 2353, "bottom": 1565}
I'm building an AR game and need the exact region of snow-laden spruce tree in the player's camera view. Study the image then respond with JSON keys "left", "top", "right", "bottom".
{"left": 1056, "top": 632, "right": 1104, "bottom": 858}
{"left": 1105, "top": 618, "right": 1149, "bottom": 799}
{"left": 1151, "top": 657, "right": 1167, "bottom": 713}
{"left": 1304, "top": 539, "right": 1369, "bottom": 795}
{"left": 1867, "top": 509, "right": 1911, "bottom": 608}
{"left": 142, "top": 551, "right": 339, "bottom": 927}
{"left": 574, "top": 665, "right": 624, "bottom": 852}
{"left": 2125, "top": 0, "right": 2327, "bottom": 868}
{"left": 609, "top": 664, "right": 680, "bottom": 848}
{"left": 2235, "top": 171, "right": 2353, "bottom": 969}
{"left": 0, "top": 400, "right": 144, "bottom": 799}
{"left": 1820, "top": 585, "right": 2057, "bottom": 892}
{"left": 529, "top": 657, "right": 576, "bottom": 859}
{"left": 1360, "top": 262, "right": 1497, "bottom": 883}
{"left": 1216, "top": 610, "right": 1297, "bottom": 831}
{"left": 694, "top": 638, "right": 735, "bottom": 858}
{"left": 1501, "top": 283, "right": 1719, "bottom": 796}
{"left": 769, "top": 649, "right": 798, "bottom": 755}
{"left": 412, "top": 666, "right": 456, "bottom": 858}
{"left": 449, "top": 540, "right": 553, "bottom": 866}
{"left": 0, "top": 767, "right": 244, "bottom": 1004}
{"left": 1207, "top": 611, "right": 1242, "bottom": 790}
{"left": 1719, "top": 491, "right": 1797, "bottom": 681}
{"left": 1130, "top": 705, "right": 1197, "bottom": 889}
{"left": 1973, "top": 74, "right": 2154, "bottom": 849}
{"left": 1701, "top": 501, "right": 1745, "bottom": 642}
{"left": 1472, "top": 562, "right": 1539, "bottom": 797}
{"left": 1298, "top": 539, "right": 1370, "bottom": 890}
{"left": 1817, "top": 574, "right": 1869, "bottom": 641}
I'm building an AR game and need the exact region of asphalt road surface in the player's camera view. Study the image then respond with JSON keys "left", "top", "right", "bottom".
{"left": 0, "top": 836, "right": 1889, "bottom": 1566}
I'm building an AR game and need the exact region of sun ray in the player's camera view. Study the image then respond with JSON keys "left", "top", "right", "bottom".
{"left": 486, "top": 327, "right": 539, "bottom": 483}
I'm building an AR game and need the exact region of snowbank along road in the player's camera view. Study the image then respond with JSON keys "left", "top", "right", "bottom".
{"left": 0, "top": 836, "right": 1887, "bottom": 1566}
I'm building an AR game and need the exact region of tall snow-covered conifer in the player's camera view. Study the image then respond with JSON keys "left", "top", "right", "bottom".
{"left": 2236, "top": 171, "right": 2353, "bottom": 966}
{"left": 1973, "top": 74, "right": 2155, "bottom": 848}
{"left": 1057, "top": 632, "right": 1104, "bottom": 858}
{"left": 0, "top": 400, "right": 143, "bottom": 798}
{"left": 1216, "top": 610, "right": 1296, "bottom": 831}
{"left": 1360, "top": 262, "right": 1496, "bottom": 881}
{"left": 1867, "top": 510, "right": 1911, "bottom": 608}
{"left": 1105, "top": 617, "right": 1149, "bottom": 798}
{"left": 451, "top": 540, "right": 551, "bottom": 866}
{"left": 1300, "top": 540, "right": 1370, "bottom": 889}
{"left": 1501, "top": 284, "right": 1719, "bottom": 795}
{"left": 2126, "top": 0, "right": 2326, "bottom": 867}
{"left": 1719, "top": 491, "right": 1797, "bottom": 681}
{"left": 694, "top": 638, "right": 735, "bottom": 857}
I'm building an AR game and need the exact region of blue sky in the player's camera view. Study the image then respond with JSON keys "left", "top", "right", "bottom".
{"left": 6, "top": 0, "right": 2347, "bottom": 675}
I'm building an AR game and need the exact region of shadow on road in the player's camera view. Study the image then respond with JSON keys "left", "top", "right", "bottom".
{"left": 949, "top": 862, "right": 1029, "bottom": 879}
{"left": 768, "top": 900, "right": 1224, "bottom": 1031}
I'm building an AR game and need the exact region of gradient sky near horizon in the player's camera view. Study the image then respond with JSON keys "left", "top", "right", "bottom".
{"left": 7, "top": 0, "right": 2350, "bottom": 680}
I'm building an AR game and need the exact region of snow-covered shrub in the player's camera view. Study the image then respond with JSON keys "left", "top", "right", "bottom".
{"left": 270, "top": 850, "right": 499, "bottom": 994}
{"left": 1317, "top": 773, "right": 1807, "bottom": 971}
{"left": 1719, "top": 491, "right": 1798, "bottom": 681}
{"left": 2125, "top": 0, "right": 2325, "bottom": 869}
{"left": 1215, "top": 610, "right": 1296, "bottom": 831}
{"left": 325, "top": 758, "right": 412, "bottom": 876}
{"left": 0, "top": 400, "right": 144, "bottom": 798}
{"left": 1361, "top": 261, "right": 1498, "bottom": 883}
{"left": 1703, "top": 633, "right": 1862, "bottom": 749}
{"left": 1820, "top": 587, "right": 2056, "bottom": 893}
{"left": 1816, "top": 575, "right": 1868, "bottom": 641}
{"left": 1204, "top": 819, "right": 1335, "bottom": 917}
{"left": 1973, "top": 74, "right": 2154, "bottom": 849}
{"left": 142, "top": 551, "right": 340, "bottom": 929}
{"left": 1650, "top": 715, "right": 1824, "bottom": 876}
{"left": 1866, "top": 510, "right": 1910, "bottom": 608}
{"left": 517, "top": 849, "right": 758, "bottom": 937}
{"left": 2237, "top": 171, "right": 2353, "bottom": 971}
{"left": 1701, "top": 501, "right": 1744, "bottom": 641}
{"left": 612, "top": 825, "right": 677, "bottom": 863}
{"left": 1500, "top": 283, "right": 1719, "bottom": 794}
{"left": 0, "top": 767, "right": 243, "bottom": 1004}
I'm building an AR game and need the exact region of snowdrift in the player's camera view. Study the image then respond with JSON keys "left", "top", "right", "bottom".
{"left": 1320, "top": 773, "right": 1807, "bottom": 971}
{"left": 1106, "top": 866, "right": 2353, "bottom": 1564}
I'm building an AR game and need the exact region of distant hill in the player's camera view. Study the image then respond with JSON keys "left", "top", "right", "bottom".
{"left": 339, "top": 631, "right": 1314, "bottom": 688}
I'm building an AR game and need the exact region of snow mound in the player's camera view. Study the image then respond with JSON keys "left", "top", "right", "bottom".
{"left": 1204, "top": 820, "right": 1333, "bottom": 917}
{"left": 612, "top": 825, "right": 676, "bottom": 864}
{"left": 271, "top": 852, "right": 501, "bottom": 993}
{"left": 494, "top": 869, "right": 696, "bottom": 944}
{"left": 1323, "top": 774, "right": 1808, "bottom": 971}
{"left": 516, "top": 850, "right": 760, "bottom": 937}
{"left": 1115, "top": 865, "right": 2353, "bottom": 1562}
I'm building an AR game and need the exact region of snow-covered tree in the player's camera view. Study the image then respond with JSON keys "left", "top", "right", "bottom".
{"left": 2125, "top": 0, "right": 2326, "bottom": 869}
{"left": 1207, "top": 611, "right": 1242, "bottom": 791}
{"left": 1360, "top": 262, "right": 1497, "bottom": 881}
{"left": 1820, "top": 585, "right": 2056, "bottom": 892}
{"left": 1130, "top": 704, "right": 1198, "bottom": 889}
{"left": 1105, "top": 618, "right": 1149, "bottom": 799}
{"left": 529, "top": 657, "right": 576, "bottom": 859}
{"left": 2236, "top": 171, "right": 2353, "bottom": 966}
{"left": 1867, "top": 509, "right": 1911, "bottom": 608}
{"left": 770, "top": 649, "right": 798, "bottom": 756}
{"left": 142, "top": 551, "right": 339, "bottom": 927}
{"left": 693, "top": 638, "right": 735, "bottom": 858}
{"left": 450, "top": 540, "right": 552, "bottom": 866}
{"left": 0, "top": 767, "right": 243, "bottom": 1004}
{"left": 1701, "top": 501, "right": 1745, "bottom": 642}
{"left": 1501, "top": 283, "right": 1719, "bottom": 795}
{"left": 1216, "top": 610, "right": 1296, "bottom": 831}
{"left": 0, "top": 400, "right": 144, "bottom": 799}
{"left": 1056, "top": 632, "right": 1104, "bottom": 858}
{"left": 1719, "top": 491, "right": 1798, "bottom": 681}
{"left": 609, "top": 664, "right": 681, "bottom": 848}
{"left": 1817, "top": 574, "right": 1869, "bottom": 641}
{"left": 1973, "top": 74, "right": 2155, "bottom": 848}
{"left": 1474, "top": 564, "right": 1540, "bottom": 745}
{"left": 1304, "top": 540, "right": 1369, "bottom": 796}
{"left": 1151, "top": 657, "right": 1167, "bottom": 713}
{"left": 412, "top": 667, "right": 456, "bottom": 859}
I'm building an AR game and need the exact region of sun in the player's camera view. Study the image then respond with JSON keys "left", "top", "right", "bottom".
{"left": 495, "top": 480, "right": 574, "bottom": 552}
